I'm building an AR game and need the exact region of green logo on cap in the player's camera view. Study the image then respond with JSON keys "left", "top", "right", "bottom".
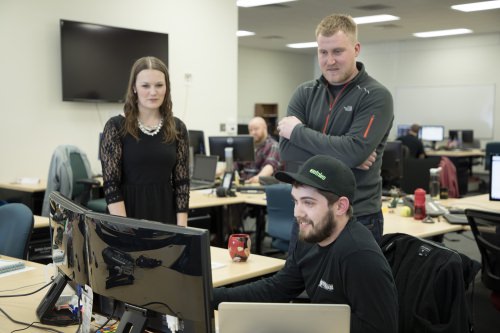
{"left": 309, "top": 168, "right": 326, "bottom": 180}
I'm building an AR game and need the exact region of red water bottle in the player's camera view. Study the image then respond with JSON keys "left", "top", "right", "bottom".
{"left": 414, "top": 188, "right": 426, "bottom": 220}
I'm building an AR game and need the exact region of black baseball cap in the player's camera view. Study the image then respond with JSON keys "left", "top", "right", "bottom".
{"left": 275, "top": 155, "right": 356, "bottom": 202}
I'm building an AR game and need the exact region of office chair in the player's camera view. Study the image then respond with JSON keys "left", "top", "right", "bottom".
{"left": 42, "top": 145, "right": 106, "bottom": 216}
{"left": 465, "top": 209, "right": 500, "bottom": 293}
{"left": 264, "top": 183, "right": 295, "bottom": 254}
{"left": 0, "top": 203, "right": 34, "bottom": 259}
{"left": 400, "top": 156, "right": 441, "bottom": 194}
{"left": 380, "top": 233, "right": 479, "bottom": 332}
{"left": 485, "top": 142, "right": 500, "bottom": 171}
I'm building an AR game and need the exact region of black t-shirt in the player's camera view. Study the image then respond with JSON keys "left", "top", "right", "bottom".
{"left": 397, "top": 134, "right": 425, "bottom": 158}
{"left": 213, "top": 220, "right": 399, "bottom": 333}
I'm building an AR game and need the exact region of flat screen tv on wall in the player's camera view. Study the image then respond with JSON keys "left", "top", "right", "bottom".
{"left": 60, "top": 19, "right": 169, "bottom": 103}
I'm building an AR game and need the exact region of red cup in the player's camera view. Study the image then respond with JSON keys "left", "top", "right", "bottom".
{"left": 228, "top": 234, "right": 251, "bottom": 262}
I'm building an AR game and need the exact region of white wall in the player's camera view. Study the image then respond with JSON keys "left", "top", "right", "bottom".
{"left": 237, "top": 47, "right": 314, "bottom": 123}
{"left": 357, "top": 33, "right": 500, "bottom": 143}
{"left": 0, "top": 0, "right": 237, "bottom": 182}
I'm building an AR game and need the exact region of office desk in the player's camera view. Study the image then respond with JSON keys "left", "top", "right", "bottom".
{"left": 0, "top": 249, "right": 284, "bottom": 332}
{"left": 0, "top": 181, "right": 46, "bottom": 215}
{"left": 425, "top": 148, "right": 484, "bottom": 158}
{"left": 442, "top": 193, "right": 500, "bottom": 212}
{"left": 383, "top": 209, "right": 463, "bottom": 238}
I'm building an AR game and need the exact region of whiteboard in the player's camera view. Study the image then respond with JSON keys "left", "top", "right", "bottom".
{"left": 394, "top": 84, "right": 495, "bottom": 139}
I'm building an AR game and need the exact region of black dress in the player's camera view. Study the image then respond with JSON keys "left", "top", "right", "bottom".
{"left": 100, "top": 115, "right": 190, "bottom": 224}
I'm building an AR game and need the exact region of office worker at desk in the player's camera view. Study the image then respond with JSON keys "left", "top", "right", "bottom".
{"left": 278, "top": 14, "right": 394, "bottom": 242}
{"left": 235, "top": 116, "right": 280, "bottom": 184}
{"left": 397, "top": 123, "right": 426, "bottom": 158}
{"left": 100, "top": 56, "right": 189, "bottom": 226}
{"left": 213, "top": 156, "right": 398, "bottom": 333}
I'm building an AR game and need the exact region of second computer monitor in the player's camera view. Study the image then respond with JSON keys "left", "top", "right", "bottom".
{"left": 188, "top": 130, "right": 206, "bottom": 155}
{"left": 396, "top": 124, "right": 411, "bottom": 138}
{"left": 419, "top": 125, "right": 444, "bottom": 142}
{"left": 208, "top": 135, "right": 255, "bottom": 162}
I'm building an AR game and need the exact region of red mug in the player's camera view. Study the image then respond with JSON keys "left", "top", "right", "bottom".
{"left": 228, "top": 234, "right": 251, "bottom": 262}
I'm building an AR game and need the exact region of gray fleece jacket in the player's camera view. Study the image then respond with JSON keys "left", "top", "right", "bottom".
{"left": 279, "top": 62, "right": 394, "bottom": 216}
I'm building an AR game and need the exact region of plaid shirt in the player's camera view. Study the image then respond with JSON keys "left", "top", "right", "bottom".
{"left": 236, "top": 136, "right": 280, "bottom": 180}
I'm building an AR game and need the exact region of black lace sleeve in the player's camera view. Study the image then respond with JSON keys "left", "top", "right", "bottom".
{"left": 173, "top": 117, "right": 190, "bottom": 212}
{"left": 100, "top": 116, "right": 124, "bottom": 205}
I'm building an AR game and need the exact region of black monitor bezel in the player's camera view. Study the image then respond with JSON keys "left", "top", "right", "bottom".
{"left": 208, "top": 135, "right": 255, "bottom": 162}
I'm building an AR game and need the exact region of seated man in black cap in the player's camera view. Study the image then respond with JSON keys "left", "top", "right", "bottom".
{"left": 213, "top": 155, "right": 398, "bottom": 333}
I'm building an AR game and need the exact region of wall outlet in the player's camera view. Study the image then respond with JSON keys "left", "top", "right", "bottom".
{"left": 220, "top": 123, "right": 226, "bottom": 132}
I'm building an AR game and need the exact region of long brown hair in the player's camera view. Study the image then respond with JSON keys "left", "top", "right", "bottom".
{"left": 122, "top": 56, "right": 178, "bottom": 142}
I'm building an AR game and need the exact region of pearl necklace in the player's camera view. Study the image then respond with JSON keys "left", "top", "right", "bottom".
{"left": 138, "top": 119, "right": 163, "bottom": 136}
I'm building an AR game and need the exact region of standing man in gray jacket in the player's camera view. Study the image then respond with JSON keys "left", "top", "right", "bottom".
{"left": 278, "top": 13, "right": 393, "bottom": 243}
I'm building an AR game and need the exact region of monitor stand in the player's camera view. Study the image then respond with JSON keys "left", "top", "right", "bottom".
{"left": 116, "top": 303, "right": 148, "bottom": 333}
{"left": 36, "top": 272, "right": 80, "bottom": 326}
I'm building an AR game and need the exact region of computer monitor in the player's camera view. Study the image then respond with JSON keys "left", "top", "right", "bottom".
{"left": 188, "top": 130, "right": 206, "bottom": 155}
{"left": 449, "top": 129, "right": 474, "bottom": 144}
{"left": 419, "top": 126, "right": 444, "bottom": 142}
{"left": 85, "top": 212, "right": 215, "bottom": 333}
{"left": 36, "top": 191, "right": 89, "bottom": 325}
{"left": 381, "top": 141, "right": 403, "bottom": 189}
{"left": 461, "top": 130, "right": 474, "bottom": 144}
{"left": 419, "top": 125, "right": 444, "bottom": 149}
{"left": 489, "top": 155, "right": 500, "bottom": 201}
{"left": 208, "top": 135, "right": 255, "bottom": 162}
{"left": 396, "top": 124, "right": 411, "bottom": 138}
{"left": 237, "top": 124, "right": 249, "bottom": 135}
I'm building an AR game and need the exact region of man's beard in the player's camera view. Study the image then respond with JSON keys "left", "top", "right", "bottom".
{"left": 297, "top": 210, "right": 336, "bottom": 244}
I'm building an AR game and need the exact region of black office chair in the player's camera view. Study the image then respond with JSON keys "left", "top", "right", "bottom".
{"left": 264, "top": 183, "right": 295, "bottom": 255}
{"left": 380, "top": 233, "right": 479, "bottom": 332}
{"left": 0, "top": 203, "right": 34, "bottom": 259}
{"left": 485, "top": 142, "right": 500, "bottom": 171}
{"left": 42, "top": 145, "right": 106, "bottom": 216}
{"left": 400, "top": 156, "right": 441, "bottom": 194}
{"left": 465, "top": 209, "right": 500, "bottom": 293}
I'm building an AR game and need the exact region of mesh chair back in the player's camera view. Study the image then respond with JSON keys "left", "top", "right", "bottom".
{"left": 465, "top": 209, "right": 500, "bottom": 292}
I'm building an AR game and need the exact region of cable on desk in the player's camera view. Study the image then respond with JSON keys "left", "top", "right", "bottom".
{"left": 0, "top": 281, "right": 47, "bottom": 293}
{"left": 0, "top": 306, "right": 64, "bottom": 333}
{"left": 0, "top": 279, "right": 54, "bottom": 298}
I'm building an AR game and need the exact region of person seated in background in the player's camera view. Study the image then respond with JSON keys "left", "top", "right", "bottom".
{"left": 235, "top": 116, "right": 280, "bottom": 184}
{"left": 213, "top": 155, "right": 399, "bottom": 333}
{"left": 397, "top": 123, "right": 426, "bottom": 158}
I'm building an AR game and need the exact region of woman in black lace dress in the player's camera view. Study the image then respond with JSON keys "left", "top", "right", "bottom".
{"left": 100, "top": 56, "right": 189, "bottom": 226}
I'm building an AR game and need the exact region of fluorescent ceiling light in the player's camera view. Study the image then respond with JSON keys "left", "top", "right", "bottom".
{"left": 452, "top": 0, "right": 500, "bottom": 12}
{"left": 286, "top": 14, "right": 400, "bottom": 49}
{"left": 353, "top": 14, "right": 400, "bottom": 25}
{"left": 287, "top": 42, "right": 318, "bottom": 49}
{"left": 413, "top": 28, "right": 473, "bottom": 38}
{"left": 237, "top": 30, "right": 256, "bottom": 37}
{"left": 237, "top": 0, "right": 296, "bottom": 8}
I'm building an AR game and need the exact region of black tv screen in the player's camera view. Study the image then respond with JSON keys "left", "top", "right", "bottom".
{"left": 60, "top": 19, "right": 169, "bottom": 103}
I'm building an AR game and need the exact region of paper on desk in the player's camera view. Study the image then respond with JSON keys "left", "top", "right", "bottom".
{"left": 211, "top": 262, "right": 226, "bottom": 270}
{"left": 15, "top": 177, "right": 40, "bottom": 185}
